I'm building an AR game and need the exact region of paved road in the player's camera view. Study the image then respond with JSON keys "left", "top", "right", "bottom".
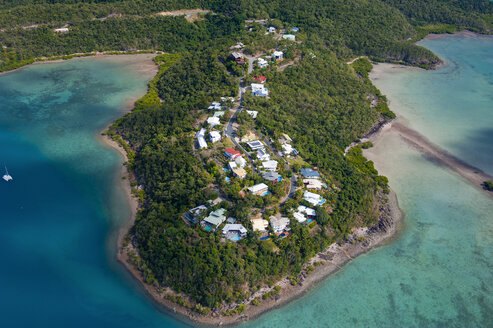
{"left": 225, "top": 78, "right": 257, "bottom": 171}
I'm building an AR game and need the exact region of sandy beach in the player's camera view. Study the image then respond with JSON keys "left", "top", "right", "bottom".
{"left": 369, "top": 63, "right": 493, "bottom": 197}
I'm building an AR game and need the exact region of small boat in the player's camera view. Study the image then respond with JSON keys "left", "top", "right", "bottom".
{"left": 2, "top": 166, "right": 13, "bottom": 182}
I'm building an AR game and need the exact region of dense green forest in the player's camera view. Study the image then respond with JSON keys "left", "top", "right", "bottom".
{"left": 2, "top": 0, "right": 492, "bottom": 312}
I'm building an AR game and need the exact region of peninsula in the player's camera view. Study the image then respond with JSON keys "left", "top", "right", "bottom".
{"left": 1, "top": 0, "right": 491, "bottom": 325}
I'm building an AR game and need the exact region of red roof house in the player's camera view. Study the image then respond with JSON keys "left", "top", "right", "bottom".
{"left": 253, "top": 76, "right": 267, "bottom": 83}
{"left": 224, "top": 148, "right": 243, "bottom": 160}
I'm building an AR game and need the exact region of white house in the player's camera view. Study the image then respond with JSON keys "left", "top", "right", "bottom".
{"left": 196, "top": 128, "right": 207, "bottom": 149}
{"left": 251, "top": 83, "right": 269, "bottom": 97}
{"left": 246, "top": 110, "right": 258, "bottom": 118}
{"left": 262, "top": 160, "right": 278, "bottom": 171}
{"left": 304, "top": 178, "right": 323, "bottom": 190}
{"left": 213, "top": 111, "right": 225, "bottom": 118}
{"left": 209, "top": 130, "right": 221, "bottom": 143}
{"left": 235, "top": 156, "right": 247, "bottom": 168}
{"left": 270, "top": 216, "right": 290, "bottom": 233}
{"left": 248, "top": 183, "right": 269, "bottom": 195}
{"left": 293, "top": 212, "right": 307, "bottom": 223}
{"left": 257, "top": 58, "right": 269, "bottom": 68}
{"left": 282, "top": 34, "right": 296, "bottom": 41}
{"left": 273, "top": 51, "right": 283, "bottom": 61}
{"left": 267, "top": 26, "right": 276, "bottom": 33}
{"left": 282, "top": 143, "right": 293, "bottom": 155}
{"left": 303, "top": 190, "right": 323, "bottom": 206}
{"left": 207, "top": 116, "right": 221, "bottom": 127}
{"left": 208, "top": 102, "right": 222, "bottom": 110}
{"left": 251, "top": 218, "right": 269, "bottom": 232}
{"left": 297, "top": 205, "right": 316, "bottom": 217}
{"left": 246, "top": 140, "right": 264, "bottom": 150}
{"left": 228, "top": 161, "right": 238, "bottom": 170}
{"left": 257, "top": 148, "right": 270, "bottom": 161}
{"left": 222, "top": 224, "right": 248, "bottom": 241}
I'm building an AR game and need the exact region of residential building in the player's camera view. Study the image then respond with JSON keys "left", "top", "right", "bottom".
{"left": 262, "top": 160, "right": 278, "bottom": 171}
{"left": 228, "top": 161, "right": 238, "bottom": 170}
{"left": 267, "top": 26, "right": 276, "bottom": 33}
{"left": 246, "top": 110, "right": 258, "bottom": 118}
{"left": 300, "top": 168, "right": 320, "bottom": 179}
{"left": 297, "top": 205, "right": 316, "bottom": 217}
{"left": 196, "top": 128, "right": 207, "bottom": 149}
{"left": 251, "top": 83, "right": 269, "bottom": 97}
{"left": 248, "top": 183, "right": 269, "bottom": 195}
{"left": 303, "top": 190, "right": 325, "bottom": 206}
{"left": 253, "top": 76, "right": 266, "bottom": 83}
{"left": 257, "top": 148, "right": 270, "bottom": 161}
{"left": 282, "top": 143, "right": 293, "bottom": 155}
{"left": 291, "top": 27, "right": 299, "bottom": 33}
{"left": 224, "top": 148, "right": 242, "bottom": 160}
{"left": 304, "top": 178, "right": 323, "bottom": 190}
{"left": 231, "top": 52, "right": 243, "bottom": 60}
{"left": 235, "top": 156, "right": 247, "bottom": 168}
{"left": 208, "top": 102, "right": 222, "bottom": 110}
{"left": 279, "top": 133, "right": 292, "bottom": 144}
{"left": 270, "top": 216, "right": 290, "bottom": 233}
{"left": 257, "top": 58, "right": 269, "bottom": 68}
{"left": 251, "top": 218, "right": 269, "bottom": 232}
{"left": 209, "top": 130, "right": 221, "bottom": 143}
{"left": 222, "top": 224, "right": 248, "bottom": 241}
{"left": 231, "top": 42, "right": 244, "bottom": 49}
{"left": 201, "top": 208, "right": 227, "bottom": 231}
{"left": 247, "top": 140, "right": 264, "bottom": 150}
{"left": 184, "top": 205, "right": 207, "bottom": 223}
{"left": 294, "top": 211, "right": 307, "bottom": 223}
{"left": 207, "top": 116, "right": 221, "bottom": 127}
{"left": 273, "top": 51, "right": 283, "bottom": 61}
{"left": 282, "top": 34, "right": 296, "bottom": 41}
{"left": 233, "top": 168, "right": 247, "bottom": 179}
{"left": 213, "top": 111, "right": 225, "bottom": 118}
{"left": 262, "top": 171, "right": 281, "bottom": 183}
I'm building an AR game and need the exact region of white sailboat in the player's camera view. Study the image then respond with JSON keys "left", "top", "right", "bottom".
{"left": 2, "top": 166, "right": 12, "bottom": 182}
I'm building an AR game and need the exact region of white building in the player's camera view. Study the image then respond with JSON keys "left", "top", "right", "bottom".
{"left": 304, "top": 178, "right": 323, "bottom": 190}
{"left": 208, "top": 102, "right": 222, "bottom": 110}
{"left": 270, "top": 216, "right": 290, "bottom": 233}
{"left": 262, "top": 160, "right": 278, "bottom": 171}
{"left": 282, "top": 34, "right": 296, "bottom": 41}
{"left": 267, "top": 26, "right": 276, "bottom": 33}
{"left": 273, "top": 51, "right": 283, "bottom": 61}
{"left": 213, "top": 111, "right": 225, "bottom": 118}
{"left": 207, "top": 116, "right": 221, "bottom": 127}
{"left": 251, "top": 218, "right": 269, "bottom": 232}
{"left": 247, "top": 140, "right": 264, "bottom": 150}
{"left": 246, "top": 110, "right": 258, "bottom": 118}
{"left": 235, "top": 156, "right": 247, "bottom": 168}
{"left": 297, "top": 205, "right": 316, "bottom": 217}
{"left": 228, "top": 161, "right": 238, "bottom": 170}
{"left": 251, "top": 83, "right": 269, "bottom": 97}
{"left": 257, "top": 58, "right": 269, "bottom": 68}
{"left": 303, "top": 191, "right": 323, "bottom": 206}
{"left": 209, "top": 130, "right": 221, "bottom": 143}
{"left": 257, "top": 149, "right": 270, "bottom": 161}
{"left": 248, "top": 183, "right": 269, "bottom": 195}
{"left": 282, "top": 143, "right": 293, "bottom": 155}
{"left": 196, "top": 128, "right": 207, "bottom": 149}
{"left": 293, "top": 212, "right": 306, "bottom": 223}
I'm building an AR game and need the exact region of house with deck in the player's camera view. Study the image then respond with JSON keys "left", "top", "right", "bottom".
{"left": 233, "top": 168, "right": 247, "bottom": 179}
{"left": 183, "top": 205, "right": 207, "bottom": 224}
{"left": 257, "top": 58, "right": 269, "bottom": 68}
{"left": 294, "top": 205, "right": 316, "bottom": 224}
{"left": 251, "top": 83, "right": 269, "bottom": 97}
{"left": 209, "top": 130, "right": 221, "bottom": 143}
{"left": 201, "top": 208, "right": 227, "bottom": 231}
{"left": 273, "top": 51, "right": 283, "bottom": 61}
{"left": 303, "top": 190, "right": 325, "bottom": 206}
{"left": 224, "top": 148, "right": 243, "bottom": 160}
{"left": 262, "top": 160, "right": 278, "bottom": 171}
{"left": 222, "top": 224, "right": 247, "bottom": 241}
{"left": 207, "top": 116, "right": 221, "bottom": 127}
{"left": 262, "top": 171, "right": 282, "bottom": 183}
{"left": 248, "top": 183, "right": 269, "bottom": 196}
{"left": 257, "top": 148, "right": 270, "bottom": 161}
{"left": 304, "top": 178, "right": 323, "bottom": 190}
{"left": 300, "top": 168, "right": 320, "bottom": 179}
{"left": 247, "top": 140, "right": 264, "bottom": 150}
{"left": 196, "top": 128, "right": 207, "bottom": 149}
{"left": 251, "top": 218, "right": 269, "bottom": 232}
{"left": 270, "top": 216, "right": 290, "bottom": 233}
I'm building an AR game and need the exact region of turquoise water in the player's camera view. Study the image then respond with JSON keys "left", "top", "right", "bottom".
{"left": 2, "top": 36, "right": 493, "bottom": 328}
{"left": 236, "top": 34, "right": 493, "bottom": 327}
{"left": 0, "top": 56, "right": 187, "bottom": 327}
